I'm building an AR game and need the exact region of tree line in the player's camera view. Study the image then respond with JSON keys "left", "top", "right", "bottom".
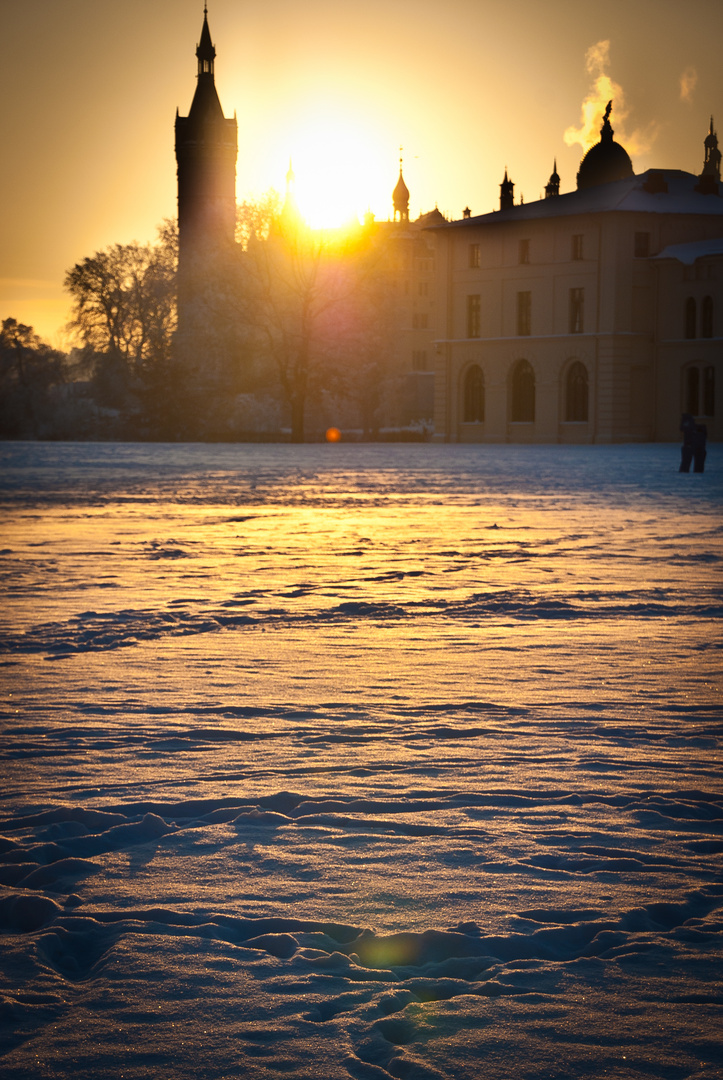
{"left": 2, "top": 198, "right": 409, "bottom": 442}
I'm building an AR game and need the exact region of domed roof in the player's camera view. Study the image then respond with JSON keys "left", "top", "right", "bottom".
{"left": 393, "top": 168, "right": 410, "bottom": 209}
{"left": 576, "top": 102, "right": 633, "bottom": 190}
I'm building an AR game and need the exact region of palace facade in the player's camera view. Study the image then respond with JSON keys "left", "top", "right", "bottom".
{"left": 428, "top": 113, "right": 723, "bottom": 443}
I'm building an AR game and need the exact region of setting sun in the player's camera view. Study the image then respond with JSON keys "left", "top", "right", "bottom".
{"left": 282, "top": 111, "right": 390, "bottom": 229}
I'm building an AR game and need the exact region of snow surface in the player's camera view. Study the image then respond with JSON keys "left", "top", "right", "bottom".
{"left": 1, "top": 441, "right": 721, "bottom": 1080}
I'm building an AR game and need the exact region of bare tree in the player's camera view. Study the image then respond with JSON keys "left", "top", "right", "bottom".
{"left": 64, "top": 223, "right": 179, "bottom": 435}
{"left": 238, "top": 197, "right": 384, "bottom": 442}
{"left": 65, "top": 222, "right": 177, "bottom": 369}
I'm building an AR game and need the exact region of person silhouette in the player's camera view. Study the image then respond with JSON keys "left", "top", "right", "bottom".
{"left": 693, "top": 423, "right": 707, "bottom": 473}
{"left": 679, "top": 413, "right": 696, "bottom": 472}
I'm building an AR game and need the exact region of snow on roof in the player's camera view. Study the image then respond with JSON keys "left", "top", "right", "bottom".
{"left": 654, "top": 237, "right": 723, "bottom": 264}
{"left": 430, "top": 170, "right": 723, "bottom": 230}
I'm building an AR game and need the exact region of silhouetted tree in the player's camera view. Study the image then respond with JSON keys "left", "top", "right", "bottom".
{"left": 0, "top": 319, "right": 66, "bottom": 438}
{"left": 64, "top": 222, "right": 178, "bottom": 435}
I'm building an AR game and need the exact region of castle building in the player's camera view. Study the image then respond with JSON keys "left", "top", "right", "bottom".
{"left": 170, "top": 14, "right": 720, "bottom": 443}
{"left": 429, "top": 109, "right": 723, "bottom": 443}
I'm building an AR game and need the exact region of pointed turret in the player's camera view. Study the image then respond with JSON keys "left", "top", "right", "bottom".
{"left": 196, "top": 6, "right": 216, "bottom": 74}
{"left": 697, "top": 116, "right": 722, "bottom": 194}
{"left": 500, "top": 168, "right": 514, "bottom": 211}
{"left": 183, "top": 7, "right": 226, "bottom": 127}
{"left": 280, "top": 158, "right": 303, "bottom": 235}
{"left": 393, "top": 154, "right": 410, "bottom": 222}
{"left": 545, "top": 159, "right": 560, "bottom": 198}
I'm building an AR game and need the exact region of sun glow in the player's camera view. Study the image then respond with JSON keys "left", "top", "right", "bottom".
{"left": 283, "top": 113, "right": 392, "bottom": 230}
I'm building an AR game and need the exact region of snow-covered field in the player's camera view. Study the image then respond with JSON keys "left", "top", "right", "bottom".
{"left": 1, "top": 441, "right": 721, "bottom": 1080}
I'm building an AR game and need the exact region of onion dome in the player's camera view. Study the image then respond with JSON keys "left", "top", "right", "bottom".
{"left": 576, "top": 102, "right": 633, "bottom": 190}
{"left": 393, "top": 162, "right": 410, "bottom": 222}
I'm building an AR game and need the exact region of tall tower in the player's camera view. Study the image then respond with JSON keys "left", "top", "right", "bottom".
{"left": 175, "top": 7, "right": 238, "bottom": 297}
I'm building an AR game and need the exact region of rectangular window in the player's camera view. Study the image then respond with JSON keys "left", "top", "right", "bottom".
{"left": 569, "top": 288, "right": 584, "bottom": 334}
{"left": 469, "top": 243, "right": 480, "bottom": 268}
{"left": 634, "top": 232, "right": 650, "bottom": 258}
{"left": 418, "top": 281, "right": 428, "bottom": 297}
{"left": 412, "top": 313, "right": 428, "bottom": 329}
{"left": 467, "top": 295, "right": 481, "bottom": 338}
{"left": 571, "top": 234, "right": 583, "bottom": 260}
{"left": 412, "top": 350, "right": 428, "bottom": 371}
{"left": 519, "top": 239, "right": 530, "bottom": 265}
{"left": 517, "top": 291, "right": 531, "bottom": 336}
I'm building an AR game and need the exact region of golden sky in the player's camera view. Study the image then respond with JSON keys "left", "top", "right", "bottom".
{"left": 1, "top": 0, "right": 721, "bottom": 344}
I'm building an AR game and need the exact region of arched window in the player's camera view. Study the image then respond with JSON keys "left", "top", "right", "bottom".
{"left": 685, "top": 366, "right": 700, "bottom": 415}
{"left": 511, "top": 360, "right": 535, "bottom": 422}
{"left": 701, "top": 296, "right": 713, "bottom": 338}
{"left": 685, "top": 297, "right": 696, "bottom": 339}
{"left": 463, "top": 364, "right": 485, "bottom": 422}
{"left": 565, "top": 361, "right": 589, "bottom": 421}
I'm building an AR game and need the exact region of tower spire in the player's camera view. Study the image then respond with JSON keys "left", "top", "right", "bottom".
{"left": 196, "top": 5, "right": 216, "bottom": 77}
{"left": 175, "top": 8, "right": 238, "bottom": 347}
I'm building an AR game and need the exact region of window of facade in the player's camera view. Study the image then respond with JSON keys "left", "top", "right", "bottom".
{"left": 686, "top": 364, "right": 716, "bottom": 416}
{"left": 634, "top": 232, "right": 650, "bottom": 258}
{"left": 511, "top": 359, "right": 535, "bottom": 422}
{"left": 702, "top": 296, "right": 713, "bottom": 338}
{"left": 569, "top": 288, "right": 584, "bottom": 333}
{"left": 412, "top": 313, "right": 428, "bottom": 329}
{"left": 519, "top": 239, "right": 530, "bottom": 265}
{"left": 517, "top": 291, "right": 531, "bottom": 336}
{"left": 685, "top": 297, "right": 696, "bottom": 338}
{"left": 469, "top": 244, "right": 480, "bottom": 268}
{"left": 463, "top": 364, "right": 485, "bottom": 422}
{"left": 565, "top": 361, "right": 589, "bottom": 421}
{"left": 467, "top": 295, "right": 481, "bottom": 338}
{"left": 412, "top": 350, "right": 428, "bottom": 371}
{"left": 418, "top": 282, "right": 429, "bottom": 297}
{"left": 571, "top": 234, "right": 583, "bottom": 261}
